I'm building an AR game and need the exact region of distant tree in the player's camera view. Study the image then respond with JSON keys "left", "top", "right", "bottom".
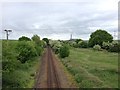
{"left": 32, "top": 35, "right": 40, "bottom": 41}
{"left": 42, "top": 38, "right": 49, "bottom": 45}
{"left": 89, "top": 29, "right": 113, "bottom": 47}
{"left": 75, "top": 39, "right": 83, "bottom": 44}
{"left": 18, "top": 36, "right": 31, "bottom": 41}
{"left": 31, "top": 35, "right": 41, "bottom": 45}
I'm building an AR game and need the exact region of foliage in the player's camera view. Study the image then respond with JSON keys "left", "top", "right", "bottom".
{"left": 102, "top": 41, "right": 110, "bottom": 50}
{"left": 108, "top": 41, "right": 120, "bottom": 52}
{"left": 31, "top": 35, "right": 41, "bottom": 45}
{"left": 78, "top": 41, "right": 88, "bottom": 48}
{"left": 2, "top": 40, "right": 41, "bottom": 88}
{"left": 59, "top": 45, "right": 70, "bottom": 58}
{"left": 2, "top": 40, "right": 20, "bottom": 72}
{"left": 75, "top": 39, "right": 83, "bottom": 44}
{"left": 34, "top": 44, "right": 43, "bottom": 56}
{"left": 68, "top": 41, "right": 76, "bottom": 47}
{"left": 50, "top": 40, "right": 62, "bottom": 54}
{"left": 18, "top": 36, "right": 31, "bottom": 41}
{"left": 31, "top": 35, "right": 44, "bottom": 55}
{"left": 89, "top": 29, "right": 113, "bottom": 47}
{"left": 102, "top": 41, "right": 120, "bottom": 52}
{"left": 16, "top": 41, "right": 37, "bottom": 63}
{"left": 93, "top": 44, "right": 101, "bottom": 51}
{"left": 42, "top": 38, "right": 49, "bottom": 45}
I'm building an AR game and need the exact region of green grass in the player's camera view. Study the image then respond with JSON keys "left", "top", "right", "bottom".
{"left": 61, "top": 47, "right": 118, "bottom": 88}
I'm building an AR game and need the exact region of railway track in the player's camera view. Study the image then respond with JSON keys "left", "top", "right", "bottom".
{"left": 47, "top": 46, "right": 61, "bottom": 88}
{"left": 34, "top": 46, "right": 61, "bottom": 88}
{"left": 35, "top": 46, "right": 74, "bottom": 88}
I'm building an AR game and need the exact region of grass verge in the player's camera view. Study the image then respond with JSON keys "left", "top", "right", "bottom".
{"left": 61, "top": 47, "right": 118, "bottom": 88}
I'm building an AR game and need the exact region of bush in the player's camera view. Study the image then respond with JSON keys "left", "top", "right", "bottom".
{"left": 16, "top": 41, "right": 37, "bottom": 63}
{"left": 93, "top": 45, "right": 101, "bottom": 51}
{"left": 78, "top": 41, "right": 88, "bottom": 48}
{"left": 59, "top": 45, "right": 70, "bottom": 58}
{"left": 34, "top": 44, "right": 43, "bottom": 56}
{"left": 50, "top": 40, "right": 62, "bottom": 54}
{"left": 108, "top": 41, "right": 120, "bottom": 52}
{"left": 102, "top": 41, "right": 110, "bottom": 50}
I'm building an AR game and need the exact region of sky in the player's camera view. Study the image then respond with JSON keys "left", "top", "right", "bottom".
{"left": 1, "top": 0, "right": 119, "bottom": 40}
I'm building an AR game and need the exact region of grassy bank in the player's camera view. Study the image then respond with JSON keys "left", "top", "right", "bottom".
{"left": 61, "top": 47, "right": 118, "bottom": 88}
{"left": 2, "top": 40, "right": 41, "bottom": 88}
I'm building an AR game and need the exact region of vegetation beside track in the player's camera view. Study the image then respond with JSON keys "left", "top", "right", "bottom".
{"left": 2, "top": 35, "right": 45, "bottom": 88}
{"left": 61, "top": 47, "right": 118, "bottom": 88}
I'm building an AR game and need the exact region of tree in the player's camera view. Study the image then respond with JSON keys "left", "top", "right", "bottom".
{"left": 89, "top": 29, "right": 113, "bottom": 47}
{"left": 31, "top": 35, "right": 41, "bottom": 45}
{"left": 31, "top": 35, "right": 43, "bottom": 55}
{"left": 16, "top": 41, "right": 37, "bottom": 63}
{"left": 18, "top": 36, "right": 31, "bottom": 41}
{"left": 42, "top": 38, "right": 49, "bottom": 45}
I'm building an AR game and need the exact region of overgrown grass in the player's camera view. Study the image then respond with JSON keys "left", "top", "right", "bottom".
{"left": 61, "top": 47, "right": 118, "bottom": 88}
{"left": 2, "top": 40, "right": 41, "bottom": 88}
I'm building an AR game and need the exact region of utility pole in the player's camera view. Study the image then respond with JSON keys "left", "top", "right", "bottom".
{"left": 4, "top": 29, "right": 12, "bottom": 40}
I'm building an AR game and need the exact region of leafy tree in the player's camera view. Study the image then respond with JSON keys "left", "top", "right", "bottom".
{"left": 89, "top": 29, "right": 113, "bottom": 47}
{"left": 16, "top": 41, "right": 37, "bottom": 63}
{"left": 31, "top": 35, "right": 41, "bottom": 45}
{"left": 19, "top": 36, "right": 31, "bottom": 41}
{"left": 31, "top": 35, "right": 43, "bottom": 55}
{"left": 42, "top": 38, "right": 49, "bottom": 45}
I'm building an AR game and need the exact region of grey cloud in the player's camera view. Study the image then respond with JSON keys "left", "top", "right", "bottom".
{"left": 2, "top": 1, "right": 118, "bottom": 40}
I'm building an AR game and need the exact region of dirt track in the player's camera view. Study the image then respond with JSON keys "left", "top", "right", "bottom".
{"left": 34, "top": 46, "right": 77, "bottom": 88}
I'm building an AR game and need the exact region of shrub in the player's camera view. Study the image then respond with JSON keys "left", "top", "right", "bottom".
{"left": 34, "top": 44, "right": 43, "bottom": 56}
{"left": 50, "top": 40, "right": 62, "bottom": 54}
{"left": 16, "top": 41, "right": 37, "bottom": 63}
{"left": 59, "top": 45, "right": 70, "bottom": 58}
{"left": 102, "top": 41, "right": 110, "bottom": 50}
{"left": 108, "top": 41, "right": 120, "bottom": 52}
{"left": 78, "top": 41, "right": 88, "bottom": 48}
{"left": 93, "top": 45, "right": 101, "bottom": 51}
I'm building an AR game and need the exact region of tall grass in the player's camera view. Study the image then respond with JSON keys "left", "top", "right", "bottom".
{"left": 61, "top": 47, "right": 118, "bottom": 88}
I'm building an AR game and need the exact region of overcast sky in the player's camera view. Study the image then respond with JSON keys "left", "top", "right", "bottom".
{"left": 1, "top": 0, "right": 119, "bottom": 40}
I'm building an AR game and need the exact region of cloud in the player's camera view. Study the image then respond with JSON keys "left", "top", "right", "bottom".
{"left": 1, "top": 0, "right": 119, "bottom": 40}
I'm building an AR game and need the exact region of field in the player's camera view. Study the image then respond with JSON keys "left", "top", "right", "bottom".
{"left": 61, "top": 47, "right": 118, "bottom": 88}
